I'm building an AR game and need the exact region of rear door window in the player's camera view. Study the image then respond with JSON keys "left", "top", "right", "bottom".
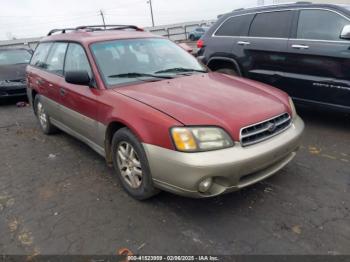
{"left": 297, "top": 9, "right": 349, "bottom": 41}
{"left": 30, "top": 43, "right": 52, "bottom": 68}
{"left": 45, "top": 42, "right": 68, "bottom": 76}
{"left": 215, "top": 14, "right": 254, "bottom": 37}
{"left": 249, "top": 11, "right": 293, "bottom": 38}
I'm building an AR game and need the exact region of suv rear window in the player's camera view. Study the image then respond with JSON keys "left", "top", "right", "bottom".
{"left": 297, "top": 10, "right": 349, "bottom": 41}
{"left": 249, "top": 11, "right": 293, "bottom": 38}
{"left": 215, "top": 14, "right": 254, "bottom": 37}
{"left": 30, "top": 43, "right": 52, "bottom": 68}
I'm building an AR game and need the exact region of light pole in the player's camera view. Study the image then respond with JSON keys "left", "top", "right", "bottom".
{"left": 147, "top": 0, "right": 155, "bottom": 27}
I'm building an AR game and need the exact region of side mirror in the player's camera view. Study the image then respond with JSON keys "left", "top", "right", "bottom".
{"left": 340, "top": 25, "right": 350, "bottom": 39}
{"left": 65, "top": 71, "right": 91, "bottom": 86}
{"left": 178, "top": 43, "right": 193, "bottom": 54}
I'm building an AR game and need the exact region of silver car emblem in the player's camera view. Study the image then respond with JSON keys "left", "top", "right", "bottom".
{"left": 267, "top": 122, "right": 276, "bottom": 133}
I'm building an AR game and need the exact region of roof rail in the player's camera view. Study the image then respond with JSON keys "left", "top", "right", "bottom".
{"left": 47, "top": 25, "right": 143, "bottom": 36}
{"left": 232, "top": 1, "right": 313, "bottom": 12}
{"left": 75, "top": 25, "right": 144, "bottom": 31}
{"left": 47, "top": 28, "right": 76, "bottom": 36}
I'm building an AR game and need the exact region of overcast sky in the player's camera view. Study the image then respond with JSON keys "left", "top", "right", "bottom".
{"left": 0, "top": 0, "right": 274, "bottom": 40}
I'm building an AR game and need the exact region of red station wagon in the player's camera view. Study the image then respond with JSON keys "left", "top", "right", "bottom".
{"left": 26, "top": 25, "right": 304, "bottom": 199}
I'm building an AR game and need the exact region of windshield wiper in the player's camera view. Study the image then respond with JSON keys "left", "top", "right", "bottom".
{"left": 108, "top": 72, "right": 174, "bottom": 79}
{"left": 155, "top": 67, "right": 207, "bottom": 74}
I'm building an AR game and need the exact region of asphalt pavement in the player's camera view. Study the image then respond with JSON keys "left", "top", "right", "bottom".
{"left": 0, "top": 98, "right": 349, "bottom": 256}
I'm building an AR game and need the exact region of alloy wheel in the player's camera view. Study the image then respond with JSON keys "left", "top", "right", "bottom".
{"left": 37, "top": 101, "right": 48, "bottom": 130}
{"left": 117, "top": 141, "right": 143, "bottom": 189}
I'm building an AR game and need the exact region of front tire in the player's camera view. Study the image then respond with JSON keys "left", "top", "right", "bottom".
{"left": 34, "top": 95, "right": 58, "bottom": 135}
{"left": 112, "top": 128, "right": 159, "bottom": 200}
{"left": 189, "top": 35, "right": 196, "bottom": 41}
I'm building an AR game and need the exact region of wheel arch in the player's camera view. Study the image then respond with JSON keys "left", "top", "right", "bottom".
{"left": 104, "top": 120, "right": 143, "bottom": 166}
{"left": 207, "top": 56, "right": 242, "bottom": 76}
{"left": 31, "top": 89, "right": 38, "bottom": 114}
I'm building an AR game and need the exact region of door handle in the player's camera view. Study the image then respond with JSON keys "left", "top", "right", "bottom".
{"left": 237, "top": 41, "right": 251, "bottom": 46}
{"left": 292, "top": 44, "right": 309, "bottom": 50}
{"left": 60, "top": 88, "right": 66, "bottom": 96}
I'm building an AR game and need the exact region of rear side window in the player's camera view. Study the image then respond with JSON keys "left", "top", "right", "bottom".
{"left": 215, "top": 14, "right": 254, "bottom": 36}
{"left": 297, "top": 10, "right": 349, "bottom": 41}
{"left": 64, "top": 43, "right": 92, "bottom": 78}
{"left": 30, "top": 43, "right": 52, "bottom": 68}
{"left": 45, "top": 43, "right": 68, "bottom": 76}
{"left": 249, "top": 11, "right": 293, "bottom": 38}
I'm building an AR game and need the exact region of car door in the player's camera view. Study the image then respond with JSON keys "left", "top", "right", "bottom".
{"left": 243, "top": 10, "right": 295, "bottom": 88}
{"left": 210, "top": 13, "right": 255, "bottom": 74}
{"left": 60, "top": 43, "right": 101, "bottom": 147}
{"left": 285, "top": 8, "right": 350, "bottom": 110}
{"left": 28, "top": 42, "right": 61, "bottom": 119}
{"left": 41, "top": 42, "right": 68, "bottom": 122}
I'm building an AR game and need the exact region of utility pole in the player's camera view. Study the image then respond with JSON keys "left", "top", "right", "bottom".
{"left": 100, "top": 10, "right": 106, "bottom": 29}
{"left": 147, "top": 0, "right": 155, "bottom": 27}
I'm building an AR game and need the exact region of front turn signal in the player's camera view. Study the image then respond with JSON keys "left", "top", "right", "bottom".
{"left": 171, "top": 128, "right": 197, "bottom": 151}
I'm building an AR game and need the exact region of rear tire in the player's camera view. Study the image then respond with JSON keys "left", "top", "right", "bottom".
{"left": 189, "top": 35, "right": 196, "bottom": 41}
{"left": 34, "top": 95, "right": 58, "bottom": 135}
{"left": 216, "top": 68, "right": 238, "bottom": 76}
{"left": 111, "top": 128, "right": 159, "bottom": 200}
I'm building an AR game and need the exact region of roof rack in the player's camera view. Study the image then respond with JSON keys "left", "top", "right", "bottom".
{"left": 47, "top": 25, "right": 143, "bottom": 36}
{"left": 233, "top": 1, "right": 313, "bottom": 12}
{"left": 47, "top": 28, "right": 76, "bottom": 36}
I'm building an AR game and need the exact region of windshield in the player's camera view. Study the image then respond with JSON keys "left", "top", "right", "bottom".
{"left": 0, "top": 49, "right": 31, "bottom": 66}
{"left": 91, "top": 38, "right": 206, "bottom": 86}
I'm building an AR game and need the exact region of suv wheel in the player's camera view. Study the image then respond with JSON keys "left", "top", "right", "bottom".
{"left": 216, "top": 68, "right": 238, "bottom": 76}
{"left": 189, "top": 35, "right": 196, "bottom": 41}
{"left": 112, "top": 128, "right": 159, "bottom": 200}
{"left": 34, "top": 95, "right": 58, "bottom": 134}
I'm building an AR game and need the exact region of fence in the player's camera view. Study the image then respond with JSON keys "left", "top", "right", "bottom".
{"left": 0, "top": 20, "right": 215, "bottom": 49}
{"left": 147, "top": 20, "right": 214, "bottom": 41}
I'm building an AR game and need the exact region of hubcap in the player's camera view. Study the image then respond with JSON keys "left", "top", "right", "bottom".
{"left": 37, "top": 101, "right": 48, "bottom": 130}
{"left": 117, "top": 142, "right": 143, "bottom": 189}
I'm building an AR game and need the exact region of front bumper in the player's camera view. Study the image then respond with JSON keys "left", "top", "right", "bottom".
{"left": 143, "top": 116, "right": 304, "bottom": 198}
{"left": 0, "top": 84, "right": 26, "bottom": 98}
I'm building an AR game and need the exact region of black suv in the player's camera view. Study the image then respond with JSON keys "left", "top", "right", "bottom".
{"left": 198, "top": 2, "right": 350, "bottom": 113}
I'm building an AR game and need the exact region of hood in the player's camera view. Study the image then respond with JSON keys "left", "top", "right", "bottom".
{"left": 0, "top": 64, "right": 27, "bottom": 81}
{"left": 114, "top": 72, "right": 291, "bottom": 141}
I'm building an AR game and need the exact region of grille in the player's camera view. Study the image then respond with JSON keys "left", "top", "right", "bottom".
{"left": 0, "top": 79, "right": 26, "bottom": 86}
{"left": 240, "top": 113, "right": 291, "bottom": 147}
{"left": 8, "top": 79, "right": 25, "bottom": 83}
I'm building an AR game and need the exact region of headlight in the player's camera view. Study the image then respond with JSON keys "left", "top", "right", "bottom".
{"left": 289, "top": 97, "right": 297, "bottom": 119}
{"left": 171, "top": 127, "right": 233, "bottom": 152}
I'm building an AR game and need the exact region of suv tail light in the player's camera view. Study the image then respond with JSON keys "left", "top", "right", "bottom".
{"left": 197, "top": 39, "right": 205, "bottom": 49}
